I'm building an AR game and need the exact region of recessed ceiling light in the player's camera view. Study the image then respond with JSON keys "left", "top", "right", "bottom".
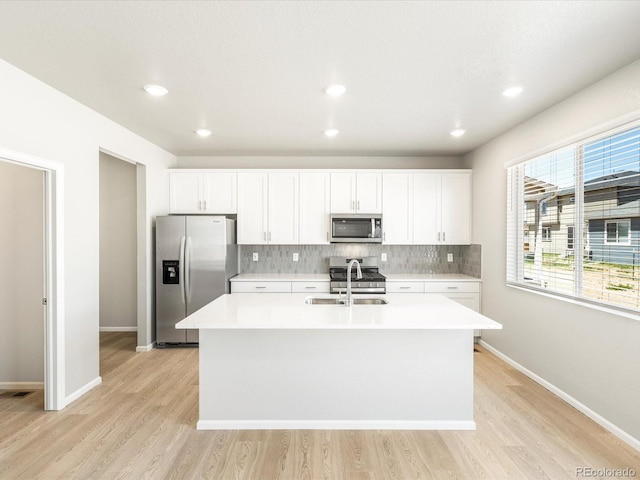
{"left": 323, "top": 128, "right": 340, "bottom": 137}
{"left": 142, "top": 84, "right": 168, "bottom": 96}
{"left": 502, "top": 86, "right": 523, "bottom": 98}
{"left": 450, "top": 128, "right": 466, "bottom": 138}
{"left": 323, "top": 84, "right": 347, "bottom": 97}
{"left": 195, "top": 128, "right": 212, "bottom": 137}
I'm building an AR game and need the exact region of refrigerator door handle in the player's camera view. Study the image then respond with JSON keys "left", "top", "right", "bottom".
{"left": 185, "top": 236, "right": 192, "bottom": 302}
{"left": 179, "top": 236, "right": 186, "bottom": 304}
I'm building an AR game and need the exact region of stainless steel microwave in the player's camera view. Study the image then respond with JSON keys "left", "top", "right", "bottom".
{"left": 330, "top": 214, "right": 382, "bottom": 243}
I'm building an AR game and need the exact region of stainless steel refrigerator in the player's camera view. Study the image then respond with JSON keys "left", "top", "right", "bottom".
{"left": 155, "top": 215, "right": 237, "bottom": 346}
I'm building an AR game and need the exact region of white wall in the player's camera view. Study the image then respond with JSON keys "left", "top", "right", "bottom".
{"left": 178, "top": 155, "right": 464, "bottom": 169}
{"left": 0, "top": 59, "right": 176, "bottom": 401}
{"left": 465, "top": 59, "right": 640, "bottom": 444}
{"left": 0, "top": 161, "right": 44, "bottom": 385}
{"left": 99, "top": 152, "right": 137, "bottom": 330}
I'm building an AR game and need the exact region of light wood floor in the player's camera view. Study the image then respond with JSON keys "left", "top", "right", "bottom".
{"left": 1, "top": 332, "right": 638, "bottom": 479}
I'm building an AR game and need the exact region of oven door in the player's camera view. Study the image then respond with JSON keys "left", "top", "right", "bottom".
{"left": 330, "top": 214, "right": 382, "bottom": 243}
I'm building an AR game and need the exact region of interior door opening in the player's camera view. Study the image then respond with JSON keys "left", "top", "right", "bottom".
{"left": 0, "top": 159, "right": 46, "bottom": 409}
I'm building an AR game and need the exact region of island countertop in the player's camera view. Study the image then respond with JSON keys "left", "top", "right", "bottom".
{"left": 175, "top": 293, "right": 502, "bottom": 330}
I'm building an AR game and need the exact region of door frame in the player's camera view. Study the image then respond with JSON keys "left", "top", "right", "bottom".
{"left": 0, "top": 147, "right": 65, "bottom": 410}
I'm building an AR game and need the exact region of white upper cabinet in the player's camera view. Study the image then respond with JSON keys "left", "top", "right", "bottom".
{"left": 268, "top": 172, "right": 299, "bottom": 245}
{"left": 440, "top": 172, "right": 471, "bottom": 244}
{"left": 237, "top": 172, "right": 299, "bottom": 245}
{"left": 382, "top": 173, "right": 413, "bottom": 244}
{"left": 237, "top": 172, "right": 268, "bottom": 244}
{"left": 169, "top": 171, "right": 237, "bottom": 214}
{"left": 203, "top": 173, "right": 237, "bottom": 213}
{"left": 169, "top": 172, "right": 201, "bottom": 213}
{"left": 413, "top": 173, "right": 441, "bottom": 244}
{"left": 413, "top": 171, "right": 471, "bottom": 245}
{"left": 330, "top": 172, "right": 382, "bottom": 213}
{"left": 299, "top": 172, "right": 330, "bottom": 244}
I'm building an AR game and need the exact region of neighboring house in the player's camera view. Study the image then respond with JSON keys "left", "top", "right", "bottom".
{"left": 524, "top": 171, "right": 640, "bottom": 265}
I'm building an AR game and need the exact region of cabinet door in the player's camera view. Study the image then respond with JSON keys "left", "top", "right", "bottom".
{"left": 300, "top": 172, "right": 330, "bottom": 244}
{"left": 441, "top": 173, "right": 471, "bottom": 244}
{"left": 237, "top": 172, "right": 268, "bottom": 244}
{"left": 203, "top": 173, "right": 237, "bottom": 213}
{"left": 382, "top": 173, "right": 413, "bottom": 244}
{"left": 268, "top": 172, "right": 299, "bottom": 244}
{"left": 169, "top": 172, "right": 203, "bottom": 213}
{"left": 412, "top": 173, "right": 440, "bottom": 244}
{"left": 356, "top": 173, "right": 382, "bottom": 213}
{"left": 330, "top": 172, "right": 356, "bottom": 213}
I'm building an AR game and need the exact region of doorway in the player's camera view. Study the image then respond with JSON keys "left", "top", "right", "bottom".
{"left": 0, "top": 147, "right": 64, "bottom": 411}
{"left": 0, "top": 161, "right": 44, "bottom": 404}
{"left": 99, "top": 152, "right": 137, "bottom": 333}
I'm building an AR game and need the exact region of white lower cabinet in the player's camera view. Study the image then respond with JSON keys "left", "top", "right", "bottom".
{"left": 231, "top": 280, "right": 330, "bottom": 294}
{"left": 231, "top": 281, "right": 292, "bottom": 293}
{"left": 389, "top": 280, "right": 481, "bottom": 336}
{"left": 291, "top": 281, "right": 331, "bottom": 293}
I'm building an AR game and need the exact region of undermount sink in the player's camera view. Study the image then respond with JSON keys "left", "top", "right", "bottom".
{"left": 304, "top": 297, "right": 388, "bottom": 305}
{"left": 352, "top": 298, "right": 388, "bottom": 305}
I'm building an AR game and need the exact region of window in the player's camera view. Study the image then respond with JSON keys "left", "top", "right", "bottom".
{"left": 605, "top": 220, "right": 630, "bottom": 244}
{"left": 567, "top": 226, "right": 574, "bottom": 250}
{"left": 507, "top": 122, "right": 640, "bottom": 311}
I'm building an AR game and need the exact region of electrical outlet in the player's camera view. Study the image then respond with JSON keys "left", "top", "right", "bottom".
{"left": 381, "top": 252, "right": 387, "bottom": 262}
{"left": 253, "top": 252, "right": 259, "bottom": 261}
{"left": 447, "top": 253, "right": 453, "bottom": 262}
{"left": 293, "top": 252, "right": 299, "bottom": 262}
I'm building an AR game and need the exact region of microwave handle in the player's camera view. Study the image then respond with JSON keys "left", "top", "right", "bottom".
{"left": 371, "top": 218, "right": 375, "bottom": 238}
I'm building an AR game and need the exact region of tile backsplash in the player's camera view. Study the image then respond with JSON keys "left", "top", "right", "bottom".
{"left": 239, "top": 244, "right": 482, "bottom": 277}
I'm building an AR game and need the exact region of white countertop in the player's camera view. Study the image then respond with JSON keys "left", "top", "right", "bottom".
{"left": 230, "top": 273, "right": 480, "bottom": 282}
{"left": 384, "top": 273, "right": 481, "bottom": 282}
{"left": 176, "top": 293, "right": 501, "bottom": 330}
{"left": 230, "top": 273, "right": 330, "bottom": 282}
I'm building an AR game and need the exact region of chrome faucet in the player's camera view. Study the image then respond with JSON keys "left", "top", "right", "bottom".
{"left": 346, "top": 258, "right": 362, "bottom": 306}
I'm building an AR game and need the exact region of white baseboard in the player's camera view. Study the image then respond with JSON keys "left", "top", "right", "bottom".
{"left": 479, "top": 340, "right": 640, "bottom": 452}
{"left": 99, "top": 326, "right": 137, "bottom": 332}
{"left": 136, "top": 343, "right": 154, "bottom": 352}
{"left": 197, "top": 420, "right": 476, "bottom": 431}
{"left": 64, "top": 376, "right": 102, "bottom": 407}
{"left": 0, "top": 382, "right": 44, "bottom": 390}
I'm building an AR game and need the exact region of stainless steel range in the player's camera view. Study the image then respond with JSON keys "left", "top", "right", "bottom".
{"left": 329, "top": 256, "right": 386, "bottom": 294}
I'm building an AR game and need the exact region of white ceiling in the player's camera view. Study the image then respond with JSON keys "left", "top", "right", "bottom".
{"left": 1, "top": 1, "right": 640, "bottom": 157}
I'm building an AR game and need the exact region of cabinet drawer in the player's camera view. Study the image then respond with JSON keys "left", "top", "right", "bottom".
{"left": 424, "top": 281, "right": 480, "bottom": 293}
{"left": 231, "top": 281, "right": 292, "bottom": 293}
{"left": 386, "top": 282, "right": 425, "bottom": 293}
{"left": 291, "top": 281, "right": 330, "bottom": 293}
{"left": 442, "top": 293, "right": 480, "bottom": 312}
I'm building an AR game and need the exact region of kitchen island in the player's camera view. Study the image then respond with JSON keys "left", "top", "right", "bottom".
{"left": 175, "top": 293, "right": 501, "bottom": 430}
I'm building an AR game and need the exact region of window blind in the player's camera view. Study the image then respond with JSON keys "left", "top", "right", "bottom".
{"left": 506, "top": 121, "right": 640, "bottom": 312}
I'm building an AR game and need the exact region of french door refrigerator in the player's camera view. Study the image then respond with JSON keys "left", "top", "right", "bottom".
{"left": 155, "top": 215, "right": 237, "bottom": 346}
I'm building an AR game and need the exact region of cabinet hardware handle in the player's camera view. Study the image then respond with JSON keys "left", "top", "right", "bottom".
{"left": 447, "top": 286, "right": 458, "bottom": 290}
{"left": 305, "top": 286, "right": 316, "bottom": 289}
{"left": 203, "top": 200, "right": 207, "bottom": 210}
{"left": 255, "top": 286, "right": 266, "bottom": 289}
{"left": 268, "top": 232, "right": 271, "bottom": 241}
{"left": 443, "top": 232, "right": 446, "bottom": 242}
{"left": 400, "top": 286, "right": 411, "bottom": 289}
{"left": 438, "top": 232, "right": 441, "bottom": 242}
{"left": 357, "top": 201, "right": 360, "bottom": 211}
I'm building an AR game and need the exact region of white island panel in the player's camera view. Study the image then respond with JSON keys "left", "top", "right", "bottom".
{"left": 199, "top": 328, "right": 474, "bottom": 430}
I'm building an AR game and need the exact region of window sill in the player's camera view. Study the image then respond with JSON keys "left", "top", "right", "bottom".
{"left": 506, "top": 283, "right": 640, "bottom": 323}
